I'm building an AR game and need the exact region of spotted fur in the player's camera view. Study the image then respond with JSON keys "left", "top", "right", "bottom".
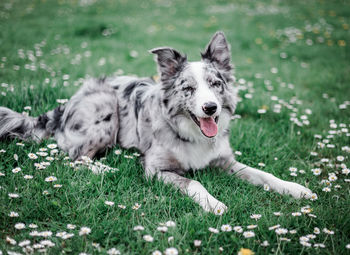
{"left": 0, "top": 32, "right": 313, "bottom": 214}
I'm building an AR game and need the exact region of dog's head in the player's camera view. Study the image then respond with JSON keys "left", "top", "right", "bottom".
{"left": 150, "top": 31, "right": 237, "bottom": 140}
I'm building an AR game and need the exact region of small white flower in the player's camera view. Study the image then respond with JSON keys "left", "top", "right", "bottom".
{"left": 311, "top": 168, "right": 322, "bottom": 175}
{"left": 114, "top": 149, "right": 122, "bottom": 155}
{"left": 45, "top": 176, "right": 57, "bottom": 182}
{"left": 29, "top": 223, "right": 38, "bottom": 228}
{"left": 289, "top": 167, "right": 298, "bottom": 172}
{"left": 337, "top": 156, "right": 345, "bottom": 162}
{"left": 56, "top": 231, "right": 67, "bottom": 238}
{"left": 18, "top": 240, "right": 31, "bottom": 247}
{"left": 263, "top": 184, "right": 270, "bottom": 191}
{"left": 143, "top": 234, "right": 154, "bottom": 242}
{"left": 268, "top": 224, "right": 280, "bottom": 230}
{"left": 306, "top": 234, "right": 316, "bottom": 239}
{"left": 28, "top": 153, "right": 38, "bottom": 159}
{"left": 275, "top": 228, "right": 288, "bottom": 235}
{"left": 40, "top": 231, "right": 52, "bottom": 237}
{"left": 257, "top": 109, "right": 266, "bottom": 114}
{"left": 24, "top": 175, "right": 33, "bottom": 179}
{"left": 132, "top": 203, "right": 141, "bottom": 210}
{"left": 208, "top": 227, "right": 219, "bottom": 233}
{"left": 261, "top": 240, "right": 270, "bottom": 246}
{"left": 8, "top": 193, "right": 19, "bottom": 198}
{"left": 292, "top": 212, "right": 302, "bottom": 216}
{"left": 322, "top": 228, "right": 334, "bottom": 235}
{"left": 243, "top": 231, "right": 255, "bottom": 238}
{"left": 250, "top": 214, "right": 262, "bottom": 220}
{"left": 194, "top": 240, "right": 202, "bottom": 247}
{"left": 118, "top": 204, "right": 126, "bottom": 209}
{"left": 164, "top": 247, "right": 178, "bottom": 255}
{"left": 300, "top": 241, "right": 312, "bottom": 247}
{"left": 6, "top": 236, "right": 16, "bottom": 245}
{"left": 314, "top": 227, "right": 320, "bottom": 234}
{"left": 342, "top": 168, "right": 350, "bottom": 175}
{"left": 157, "top": 226, "right": 168, "bottom": 232}
{"left": 235, "top": 151, "right": 242, "bottom": 156}
{"left": 322, "top": 187, "right": 331, "bottom": 192}
{"left": 79, "top": 226, "right": 91, "bottom": 236}
{"left": 62, "top": 233, "right": 74, "bottom": 239}
{"left": 314, "top": 243, "right": 326, "bottom": 248}
{"left": 37, "top": 151, "right": 48, "bottom": 157}
{"left": 67, "top": 224, "right": 76, "bottom": 229}
{"left": 12, "top": 167, "right": 21, "bottom": 173}
{"left": 273, "top": 212, "right": 282, "bottom": 216}
{"left": 233, "top": 226, "right": 243, "bottom": 233}
{"left": 346, "top": 244, "right": 350, "bottom": 249}
{"left": 258, "top": 162, "right": 265, "bottom": 167}
{"left": 247, "top": 224, "right": 257, "bottom": 229}
{"left": 220, "top": 224, "right": 232, "bottom": 232}
{"left": 301, "top": 206, "right": 312, "bottom": 214}
{"left": 14, "top": 223, "right": 25, "bottom": 229}
{"left": 107, "top": 248, "right": 120, "bottom": 255}
{"left": 165, "top": 220, "right": 176, "bottom": 227}
{"left": 40, "top": 239, "right": 55, "bottom": 247}
{"left": 47, "top": 144, "right": 57, "bottom": 149}
{"left": 152, "top": 251, "right": 162, "bottom": 255}
{"left": 133, "top": 225, "right": 144, "bottom": 231}
{"left": 329, "top": 175, "right": 338, "bottom": 182}
{"left": 8, "top": 211, "right": 19, "bottom": 217}
{"left": 105, "top": 201, "right": 115, "bottom": 206}
{"left": 289, "top": 230, "right": 297, "bottom": 234}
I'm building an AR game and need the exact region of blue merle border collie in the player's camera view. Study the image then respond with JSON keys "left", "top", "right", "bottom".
{"left": 0, "top": 32, "right": 312, "bottom": 214}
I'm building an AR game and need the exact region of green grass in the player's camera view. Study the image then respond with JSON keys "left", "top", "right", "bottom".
{"left": 1, "top": 0, "right": 350, "bottom": 254}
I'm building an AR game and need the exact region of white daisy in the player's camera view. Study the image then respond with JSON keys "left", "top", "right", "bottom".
{"left": 143, "top": 235, "right": 154, "bottom": 242}
{"left": 220, "top": 224, "right": 232, "bottom": 232}
{"left": 194, "top": 240, "right": 202, "bottom": 247}
{"left": 133, "top": 225, "right": 144, "bottom": 231}
{"left": 243, "top": 231, "right": 255, "bottom": 238}
{"left": 208, "top": 227, "right": 219, "bottom": 233}
{"left": 79, "top": 226, "right": 91, "bottom": 236}
{"left": 164, "top": 247, "right": 178, "bottom": 255}
{"left": 105, "top": 201, "right": 115, "bottom": 206}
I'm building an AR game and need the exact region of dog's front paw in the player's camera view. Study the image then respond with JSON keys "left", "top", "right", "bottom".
{"left": 212, "top": 201, "right": 228, "bottom": 215}
{"left": 201, "top": 197, "right": 228, "bottom": 215}
{"left": 282, "top": 181, "right": 313, "bottom": 199}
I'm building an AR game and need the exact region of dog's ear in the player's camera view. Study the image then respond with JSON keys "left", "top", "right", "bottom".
{"left": 201, "top": 31, "right": 232, "bottom": 73}
{"left": 150, "top": 47, "right": 187, "bottom": 81}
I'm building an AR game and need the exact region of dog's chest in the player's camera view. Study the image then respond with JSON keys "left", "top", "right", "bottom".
{"left": 170, "top": 137, "right": 230, "bottom": 170}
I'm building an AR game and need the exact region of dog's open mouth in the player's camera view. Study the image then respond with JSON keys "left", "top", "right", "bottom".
{"left": 190, "top": 112, "right": 219, "bottom": 138}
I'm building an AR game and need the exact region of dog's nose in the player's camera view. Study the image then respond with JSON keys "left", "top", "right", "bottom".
{"left": 202, "top": 102, "right": 217, "bottom": 116}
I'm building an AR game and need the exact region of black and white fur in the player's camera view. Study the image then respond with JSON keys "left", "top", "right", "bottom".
{"left": 0, "top": 32, "right": 312, "bottom": 214}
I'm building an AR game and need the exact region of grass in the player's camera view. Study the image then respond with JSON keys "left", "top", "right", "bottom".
{"left": 0, "top": 0, "right": 350, "bottom": 254}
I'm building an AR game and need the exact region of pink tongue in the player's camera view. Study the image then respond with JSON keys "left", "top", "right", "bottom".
{"left": 199, "top": 117, "right": 218, "bottom": 137}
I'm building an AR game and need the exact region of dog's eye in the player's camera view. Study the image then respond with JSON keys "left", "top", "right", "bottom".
{"left": 182, "top": 87, "right": 195, "bottom": 93}
{"left": 211, "top": 80, "right": 222, "bottom": 87}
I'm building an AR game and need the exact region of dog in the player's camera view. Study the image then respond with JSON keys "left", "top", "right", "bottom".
{"left": 0, "top": 31, "right": 313, "bottom": 214}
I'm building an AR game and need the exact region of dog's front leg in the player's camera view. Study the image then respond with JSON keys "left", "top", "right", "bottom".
{"left": 212, "top": 156, "right": 313, "bottom": 199}
{"left": 155, "top": 171, "right": 227, "bottom": 215}
{"left": 145, "top": 153, "right": 227, "bottom": 215}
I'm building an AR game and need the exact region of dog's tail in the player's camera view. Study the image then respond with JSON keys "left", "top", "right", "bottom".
{"left": 0, "top": 106, "right": 65, "bottom": 142}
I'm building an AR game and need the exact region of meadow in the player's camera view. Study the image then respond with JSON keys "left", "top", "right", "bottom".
{"left": 0, "top": 0, "right": 349, "bottom": 254}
